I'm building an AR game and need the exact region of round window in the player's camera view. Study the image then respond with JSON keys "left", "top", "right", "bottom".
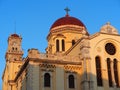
{"left": 105, "top": 43, "right": 116, "bottom": 55}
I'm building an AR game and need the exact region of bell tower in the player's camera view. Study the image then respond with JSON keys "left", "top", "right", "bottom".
{"left": 5, "top": 33, "right": 24, "bottom": 80}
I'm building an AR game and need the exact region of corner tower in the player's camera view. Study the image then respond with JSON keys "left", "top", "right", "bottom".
{"left": 2, "top": 33, "right": 24, "bottom": 89}
{"left": 46, "top": 8, "right": 89, "bottom": 55}
{"left": 5, "top": 34, "right": 23, "bottom": 80}
{"left": 6, "top": 34, "right": 23, "bottom": 61}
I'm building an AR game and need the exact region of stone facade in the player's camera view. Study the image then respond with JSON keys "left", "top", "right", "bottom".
{"left": 2, "top": 13, "right": 120, "bottom": 90}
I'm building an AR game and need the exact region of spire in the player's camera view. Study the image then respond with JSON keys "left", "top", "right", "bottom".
{"left": 14, "top": 20, "right": 16, "bottom": 34}
{"left": 64, "top": 7, "right": 70, "bottom": 17}
{"left": 12, "top": 20, "right": 20, "bottom": 38}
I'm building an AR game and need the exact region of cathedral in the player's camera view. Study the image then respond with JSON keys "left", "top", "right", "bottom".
{"left": 2, "top": 8, "right": 120, "bottom": 90}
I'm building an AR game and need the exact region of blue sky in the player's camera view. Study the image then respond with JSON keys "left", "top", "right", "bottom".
{"left": 0, "top": 0, "right": 120, "bottom": 89}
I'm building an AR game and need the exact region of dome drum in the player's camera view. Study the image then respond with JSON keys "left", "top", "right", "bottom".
{"left": 50, "top": 25, "right": 86, "bottom": 33}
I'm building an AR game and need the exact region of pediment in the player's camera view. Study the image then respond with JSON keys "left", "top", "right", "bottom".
{"left": 100, "top": 22, "right": 118, "bottom": 34}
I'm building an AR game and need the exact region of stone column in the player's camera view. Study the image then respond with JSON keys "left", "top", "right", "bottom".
{"left": 80, "top": 39, "right": 93, "bottom": 90}
{"left": 110, "top": 61, "right": 116, "bottom": 88}
{"left": 83, "top": 58, "right": 87, "bottom": 80}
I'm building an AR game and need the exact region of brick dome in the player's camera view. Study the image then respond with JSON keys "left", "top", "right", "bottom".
{"left": 50, "top": 14, "right": 86, "bottom": 29}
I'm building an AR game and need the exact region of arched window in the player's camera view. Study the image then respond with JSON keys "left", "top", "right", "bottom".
{"left": 68, "top": 75, "right": 75, "bottom": 88}
{"left": 56, "top": 39, "right": 59, "bottom": 52}
{"left": 107, "top": 58, "right": 112, "bottom": 87}
{"left": 114, "top": 59, "right": 119, "bottom": 87}
{"left": 72, "top": 40, "right": 75, "bottom": 46}
{"left": 62, "top": 39, "right": 65, "bottom": 51}
{"left": 12, "top": 47, "right": 14, "bottom": 51}
{"left": 44, "top": 73, "right": 51, "bottom": 87}
{"left": 95, "top": 56, "right": 103, "bottom": 86}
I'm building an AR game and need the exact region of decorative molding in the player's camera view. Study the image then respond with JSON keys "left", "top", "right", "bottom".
{"left": 80, "top": 39, "right": 90, "bottom": 59}
{"left": 41, "top": 69, "right": 54, "bottom": 72}
{"left": 64, "top": 65, "right": 81, "bottom": 71}
{"left": 40, "top": 63, "right": 56, "bottom": 68}
{"left": 100, "top": 22, "right": 118, "bottom": 34}
{"left": 97, "top": 47, "right": 101, "bottom": 52}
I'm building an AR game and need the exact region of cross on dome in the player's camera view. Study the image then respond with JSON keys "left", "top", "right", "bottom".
{"left": 106, "top": 22, "right": 111, "bottom": 25}
{"left": 64, "top": 7, "right": 70, "bottom": 16}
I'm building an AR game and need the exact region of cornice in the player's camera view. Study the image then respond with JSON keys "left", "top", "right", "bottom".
{"left": 29, "top": 58, "right": 82, "bottom": 65}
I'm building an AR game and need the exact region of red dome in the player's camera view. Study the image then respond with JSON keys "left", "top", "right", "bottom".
{"left": 11, "top": 34, "right": 20, "bottom": 38}
{"left": 50, "top": 15, "right": 85, "bottom": 29}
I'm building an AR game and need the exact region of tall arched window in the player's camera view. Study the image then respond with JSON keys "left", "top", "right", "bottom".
{"left": 72, "top": 40, "right": 75, "bottom": 46}
{"left": 114, "top": 59, "right": 119, "bottom": 87}
{"left": 107, "top": 58, "right": 112, "bottom": 87}
{"left": 44, "top": 73, "right": 51, "bottom": 87}
{"left": 56, "top": 39, "right": 59, "bottom": 52}
{"left": 62, "top": 39, "right": 65, "bottom": 51}
{"left": 95, "top": 56, "right": 103, "bottom": 86}
{"left": 68, "top": 75, "right": 75, "bottom": 88}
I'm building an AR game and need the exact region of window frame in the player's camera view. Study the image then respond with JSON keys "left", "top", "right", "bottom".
{"left": 68, "top": 74, "right": 75, "bottom": 88}
{"left": 72, "top": 40, "right": 75, "bottom": 46}
{"left": 95, "top": 56, "right": 103, "bottom": 86}
{"left": 62, "top": 39, "right": 65, "bottom": 51}
{"left": 44, "top": 73, "right": 51, "bottom": 87}
{"left": 113, "top": 59, "right": 119, "bottom": 87}
{"left": 107, "top": 58, "right": 113, "bottom": 87}
{"left": 56, "top": 39, "right": 59, "bottom": 52}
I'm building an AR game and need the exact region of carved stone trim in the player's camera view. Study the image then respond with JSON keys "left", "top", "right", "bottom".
{"left": 40, "top": 63, "right": 56, "bottom": 68}
{"left": 41, "top": 69, "right": 54, "bottom": 72}
{"left": 100, "top": 22, "right": 118, "bottom": 34}
{"left": 64, "top": 65, "right": 81, "bottom": 71}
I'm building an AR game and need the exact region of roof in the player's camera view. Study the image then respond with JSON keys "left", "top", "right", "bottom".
{"left": 50, "top": 14, "right": 86, "bottom": 29}
{"left": 11, "top": 34, "right": 20, "bottom": 38}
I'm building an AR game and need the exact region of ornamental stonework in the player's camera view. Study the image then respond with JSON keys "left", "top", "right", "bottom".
{"left": 64, "top": 65, "right": 81, "bottom": 72}
{"left": 100, "top": 22, "right": 118, "bottom": 34}
{"left": 80, "top": 39, "right": 90, "bottom": 59}
{"left": 40, "top": 63, "right": 56, "bottom": 68}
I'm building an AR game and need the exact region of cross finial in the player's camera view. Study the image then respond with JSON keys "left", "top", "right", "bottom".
{"left": 106, "top": 22, "right": 111, "bottom": 25}
{"left": 64, "top": 7, "right": 70, "bottom": 15}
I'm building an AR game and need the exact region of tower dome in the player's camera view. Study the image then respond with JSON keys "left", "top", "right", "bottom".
{"left": 11, "top": 34, "right": 20, "bottom": 38}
